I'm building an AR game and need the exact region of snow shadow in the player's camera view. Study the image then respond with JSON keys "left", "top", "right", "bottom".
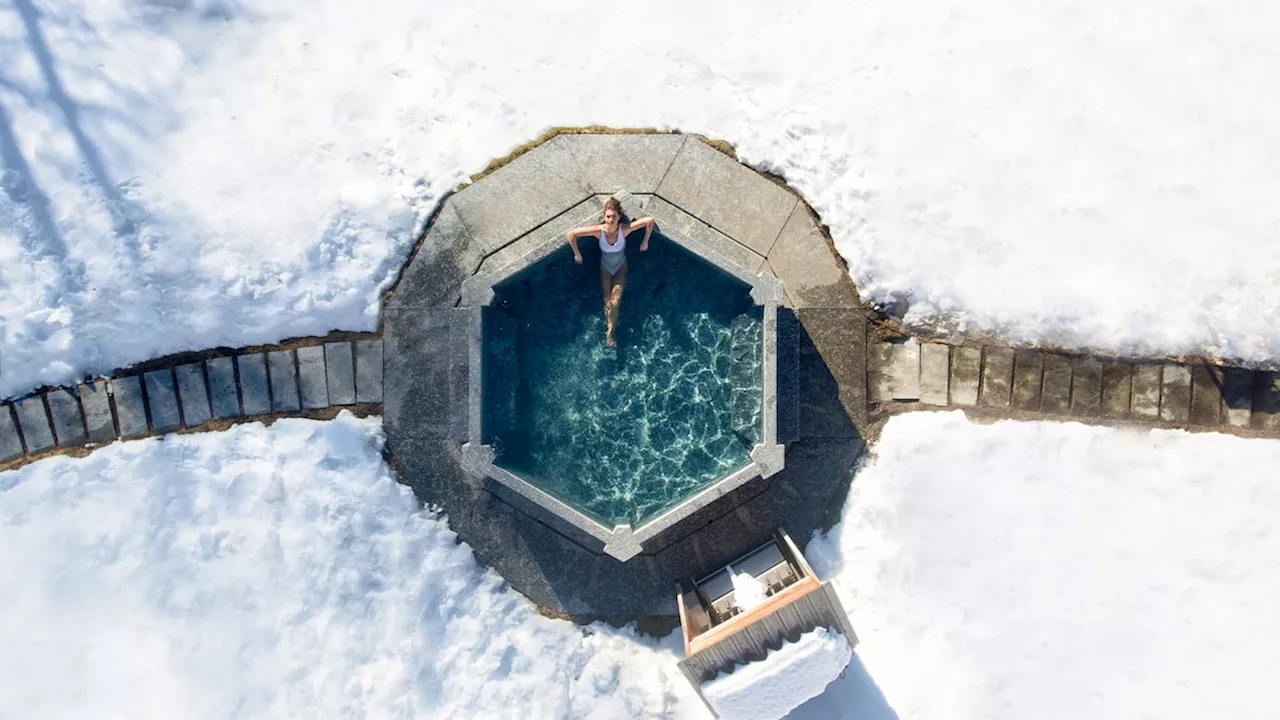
{"left": 790, "top": 654, "right": 899, "bottom": 720}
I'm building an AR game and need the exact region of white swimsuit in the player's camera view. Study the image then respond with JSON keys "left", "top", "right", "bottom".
{"left": 600, "top": 226, "right": 626, "bottom": 276}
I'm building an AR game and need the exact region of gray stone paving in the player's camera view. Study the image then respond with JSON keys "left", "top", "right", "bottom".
{"left": 949, "top": 346, "right": 981, "bottom": 407}
{"left": 1130, "top": 364, "right": 1162, "bottom": 418}
{"left": 355, "top": 340, "right": 384, "bottom": 404}
{"left": 238, "top": 353, "right": 271, "bottom": 416}
{"left": 79, "top": 380, "right": 116, "bottom": 443}
{"left": 325, "top": 342, "right": 356, "bottom": 406}
{"left": 1101, "top": 361, "right": 1132, "bottom": 419}
{"left": 888, "top": 340, "right": 920, "bottom": 401}
{"left": 979, "top": 347, "right": 1013, "bottom": 408}
{"left": 553, "top": 132, "right": 687, "bottom": 195}
{"left": 207, "top": 357, "right": 241, "bottom": 419}
{"left": 175, "top": 363, "right": 212, "bottom": 428}
{"left": 1223, "top": 367, "right": 1252, "bottom": 428}
{"left": 1254, "top": 372, "right": 1280, "bottom": 432}
{"left": 1160, "top": 364, "right": 1192, "bottom": 424}
{"left": 1011, "top": 350, "right": 1043, "bottom": 411}
{"left": 46, "top": 388, "right": 86, "bottom": 446}
{"left": 15, "top": 396, "right": 54, "bottom": 453}
{"left": 110, "top": 376, "right": 148, "bottom": 438}
{"left": 1070, "top": 358, "right": 1102, "bottom": 418}
{"left": 1190, "top": 366, "right": 1223, "bottom": 426}
{"left": 767, "top": 204, "right": 857, "bottom": 309}
{"left": 268, "top": 350, "right": 300, "bottom": 412}
{"left": 144, "top": 370, "right": 182, "bottom": 432}
{"left": 297, "top": 346, "right": 329, "bottom": 410}
{"left": 919, "top": 343, "right": 949, "bottom": 406}
{"left": 1040, "top": 354, "right": 1072, "bottom": 414}
{"left": 0, "top": 405, "right": 24, "bottom": 461}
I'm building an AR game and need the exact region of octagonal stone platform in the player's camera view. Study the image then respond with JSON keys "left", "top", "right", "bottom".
{"left": 383, "top": 132, "right": 868, "bottom": 618}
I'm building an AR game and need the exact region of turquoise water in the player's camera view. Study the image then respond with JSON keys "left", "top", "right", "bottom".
{"left": 482, "top": 236, "right": 762, "bottom": 526}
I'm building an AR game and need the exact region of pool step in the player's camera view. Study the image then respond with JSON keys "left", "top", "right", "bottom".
{"left": 776, "top": 309, "right": 800, "bottom": 444}
{"left": 730, "top": 312, "right": 764, "bottom": 445}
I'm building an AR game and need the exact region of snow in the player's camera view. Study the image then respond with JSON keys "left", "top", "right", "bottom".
{"left": 702, "top": 626, "right": 852, "bottom": 720}
{"left": 5, "top": 0, "right": 1280, "bottom": 398}
{"left": 0, "top": 413, "right": 698, "bottom": 719}
{"left": 728, "top": 569, "right": 768, "bottom": 612}
{"left": 797, "top": 411, "right": 1280, "bottom": 720}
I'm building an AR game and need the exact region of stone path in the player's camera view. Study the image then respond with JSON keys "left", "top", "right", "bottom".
{"left": 868, "top": 337, "right": 1280, "bottom": 435}
{"left": 0, "top": 336, "right": 383, "bottom": 470}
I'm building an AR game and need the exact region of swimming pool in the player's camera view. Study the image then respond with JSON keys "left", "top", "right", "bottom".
{"left": 482, "top": 236, "right": 763, "bottom": 525}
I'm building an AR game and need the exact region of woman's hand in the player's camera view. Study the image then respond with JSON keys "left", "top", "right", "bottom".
{"left": 574, "top": 253, "right": 583, "bottom": 265}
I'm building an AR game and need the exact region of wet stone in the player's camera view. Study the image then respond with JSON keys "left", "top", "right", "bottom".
{"left": 949, "top": 346, "right": 981, "bottom": 407}
{"left": 175, "top": 363, "right": 212, "bottom": 428}
{"left": 78, "top": 380, "right": 116, "bottom": 443}
{"left": 1011, "top": 350, "right": 1043, "bottom": 412}
{"left": 297, "top": 346, "right": 329, "bottom": 410}
{"left": 1190, "top": 366, "right": 1223, "bottom": 426}
{"left": 268, "top": 350, "right": 301, "bottom": 412}
{"left": 1040, "top": 354, "right": 1072, "bottom": 415}
{"left": 919, "top": 343, "right": 950, "bottom": 406}
{"left": 1070, "top": 357, "right": 1102, "bottom": 418}
{"left": 979, "top": 347, "right": 1014, "bottom": 409}
{"left": 1251, "top": 371, "right": 1280, "bottom": 432}
{"left": 1159, "top": 364, "right": 1192, "bottom": 424}
{"left": 238, "top": 353, "right": 272, "bottom": 416}
{"left": 0, "top": 406, "right": 23, "bottom": 461}
{"left": 1130, "top": 365, "right": 1162, "bottom": 419}
{"left": 1221, "top": 367, "right": 1253, "bottom": 428}
{"left": 206, "top": 357, "right": 241, "bottom": 419}
{"left": 1100, "top": 361, "right": 1132, "bottom": 419}
{"left": 111, "top": 376, "right": 149, "bottom": 438}
{"left": 46, "top": 388, "right": 86, "bottom": 446}
{"left": 144, "top": 370, "right": 182, "bottom": 433}
{"left": 14, "top": 396, "right": 54, "bottom": 453}
{"left": 888, "top": 340, "right": 920, "bottom": 401}
{"left": 325, "top": 342, "right": 356, "bottom": 406}
{"left": 355, "top": 340, "right": 384, "bottom": 404}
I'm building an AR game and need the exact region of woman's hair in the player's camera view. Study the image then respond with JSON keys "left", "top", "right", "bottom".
{"left": 602, "top": 197, "right": 624, "bottom": 223}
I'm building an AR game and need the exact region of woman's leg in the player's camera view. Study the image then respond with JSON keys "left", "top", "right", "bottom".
{"left": 605, "top": 263, "right": 628, "bottom": 347}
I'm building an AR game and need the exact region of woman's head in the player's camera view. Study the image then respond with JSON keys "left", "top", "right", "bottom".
{"left": 602, "top": 197, "right": 623, "bottom": 228}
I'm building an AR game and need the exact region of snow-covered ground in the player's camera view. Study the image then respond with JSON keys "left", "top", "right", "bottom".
{"left": 4, "top": 0, "right": 1280, "bottom": 398}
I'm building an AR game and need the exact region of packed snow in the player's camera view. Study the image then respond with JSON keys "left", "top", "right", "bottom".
{"left": 702, "top": 626, "right": 852, "bottom": 720}
{"left": 0, "top": 414, "right": 699, "bottom": 719}
{"left": 4, "top": 0, "right": 1280, "bottom": 398}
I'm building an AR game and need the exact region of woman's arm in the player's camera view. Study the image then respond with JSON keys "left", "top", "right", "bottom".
{"left": 626, "top": 217, "right": 656, "bottom": 251}
{"left": 565, "top": 224, "right": 601, "bottom": 264}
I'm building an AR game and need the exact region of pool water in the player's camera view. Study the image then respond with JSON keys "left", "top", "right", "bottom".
{"left": 483, "top": 235, "right": 763, "bottom": 526}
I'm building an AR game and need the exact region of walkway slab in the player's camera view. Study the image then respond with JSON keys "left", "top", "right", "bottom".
{"left": 1130, "top": 364, "right": 1162, "bottom": 419}
{"left": 1252, "top": 371, "right": 1280, "bottom": 432}
{"left": 387, "top": 201, "right": 484, "bottom": 311}
{"left": 325, "top": 342, "right": 356, "bottom": 406}
{"left": 656, "top": 137, "right": 798, "bottom": 257}
{"left": 78, "top": 380, "right": 116, "bottom": 443}
{"left": 1190, "top": 366, "right": 1223, "bottom": 426}
{"left": 206, "top": 357, "right": 241, "bottom": 419}
{"left": 46, "top": 389, "right": 86, "bottom": 446}
{"left": 144, "top": 370, "right": 182, "bottom": 433}
{"left": 1011, "top": 350, "right": 1043, "bottom": 411}
{"left": 1101, "top": 361, "right": 1132, "bottom": 419}
{"left": 175, "top": 363, "right": 212, "bottom": 428}
{"left": 297, "top": 346, "right": 329, "bottom": 410}
{"left": 1070, "top": 357, "right": 1102, "bottom": 418}
{"left": 384, "top": 308, "right": 454, "bottom": 439}
{"left": 979, "top": 347, "right": 1014, "bottom": 408}
{"left": 1222, "top": 367, "right": 1253, "bottom": 428}
{"left": 555, "top": 133, "right": 687, "bottom": 194}
{"left": 866, "top": 343, "right": 893, "bottom": 404}
{"left": 355, "top": 340, "right": 384, "bottom": 404}
{"left": 949, "top": 346, "right": 981, "bottom": 407}
{"left": 110, "top": 376, "right": 149, "bottom": 438}
{"left": 797, "top": 308, "right": 865, "bottom": 437}
{"left": 767, "top": 204, "right": 857, "bottom": 308}
{"left": 238, "top": 353, "right": 271, "bottom": 416}
{"left": 888, "top": 340, "right": 920, "bottom": 401}
{"left": 1159, "top": 364, "right": 1192, "bottom": 424}
{"left": 0, "top": 406, "right": 22, "bottom": 461}
{"left": 1040, "top": 354, "right": 1072, "bottom": 414}
{"left": 268, "top": 350, "right": 301, "bottom": 412}
{"left": 14, "top": 396, "right": 54, "bottom": 452}
{"left": 919, "top": 343, "right": 950, "bottom": 406}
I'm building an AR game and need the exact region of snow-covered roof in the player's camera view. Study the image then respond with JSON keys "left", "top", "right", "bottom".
{"left": 701, "top": 626, "right": 852, "bottom": 720}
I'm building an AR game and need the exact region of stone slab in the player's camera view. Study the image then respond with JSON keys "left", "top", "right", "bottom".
{"left": 110, "top": 376, "right": 149, "bottom": 438}
{"left": 644, "top": 196, "right": 767, "bottom": 276}
{"left": 450, "top": 140, "right": 590, "bottom": 255}
{"left": 385, "top": 201, "right": 484, "bottom": 312}
{"left": 1100, "top": 361, "right": 1132, "bottom": 419}
{"left": 888, "top": 340, "right": 920, "bottom": 401}
{"left": 866, "top": 342, "right": 893, "bottom": 404}
{"left": 1251, "top": 371, "right": 1280, "bottom": 432}
{"left": 478, "top": 197, "right": 603, "bottom": 277}
{"left": 1040, "top": 354, "right": 1073, "bottom": 414}
{"left": 554, "top": 133, "right": 688, "bottom": 194}
{"left": 1190, "top": 366, "right": 1223, "bottom": 426}
{"left": 1159, "top": 364, "right": 1192, "bottom": 424}
{"left": 46, "top": 388, "right": 86, "bottom": 446}
{"left": 206, "top": 357, "right": 241, "bottom": 419}
{"left": 1221, "top": 366, "right": 1253, "bottom": 428}
{"left": 776, "top": 309, "right": 800, "bottom": 443}
{"left": 1130, "top": 364, "right": 1162, "bottom": 419}
{"left": 0, "top": 406, "right": 22, "bottom": 461}
{"left": 355, "top": 340, "right": 384, "bottom": 404}
{"left": 767, "top": 204, "right": 858, "bottom": 308}
{"left": 237, "top": 353, "right": 272, "bottom": 416}
{"left": 1070, "top": 357, "right": 1102, "bottom": 418}
{"left": 325, "top": 342, "right": 356, "bottom": 406}
{"left": 1011, "top": 350, "right": 1043, "bottom": 411}
{"left": 297, "top": 346, "right": 329, "bottom": 410}
{"left": 949, "top": 346, "right": 981, "bottom": 407}
{"left": 78, "top": 380, "right": 116, "bottom": 443}
{"left": 144, "top": 370, "right": 182, "bottom": 433}
{"left": 919, "top": 343, "right": 950, "bottom": 406}
{"left": 657, "top": 137, "right": 798, "bottom": 257}
{"left": 448, "top": 309, "right": 471, "bottom": 442}
{"left": 796, "top": 308, "right": 866, "bottom": 437}
{"left": 979, "top": 347, "right": 1014, "bottom": 409}
{"left": 383, "top": 308, "right": 454, "bottom": 440}
{"left": 174, "top": 363, "right": 212, "bottom": 428}
{"left": 14, "top": 396, "right": 54, "bottom": 452}
{"left": 268, "top": 350, "right": 301, "bottom": 413}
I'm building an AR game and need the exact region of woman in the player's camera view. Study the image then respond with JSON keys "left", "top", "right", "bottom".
{"left": 566, "top": 197, "right": 656, "bottom": 347}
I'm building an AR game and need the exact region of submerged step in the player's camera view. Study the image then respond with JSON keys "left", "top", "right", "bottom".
{"left": 729, "top": 311, "right": 764, "bottom": 445}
